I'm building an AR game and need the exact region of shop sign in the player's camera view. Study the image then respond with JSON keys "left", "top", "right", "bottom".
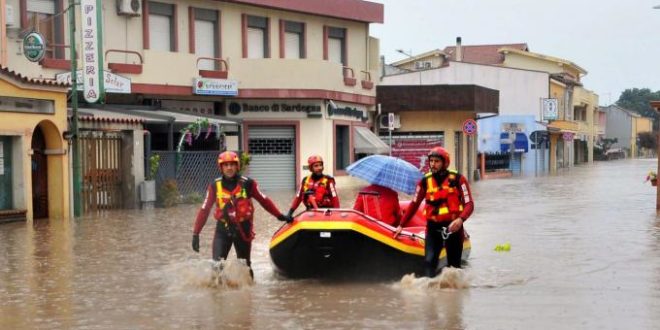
{"left": 228, "top": 102, "right": 321, "bottom": 115}
{"left": 327, "top": 105, "right": 367, "bottom": 122}
{"left": 56, "top": 70, "right": 131, "bottom": 94}
{"left": 80, "top": 0, "right": 105, "bottom": 103}
{"left": 0, "top": 96, "right": 54, "bottom": 114}
{"left": 23, "top": 32, "right": 46, "bottom": 62}
{"left": 193, "top": 78, "right": 238, "bottom": 96}
{"left": 542, "top": 98, "right": 558, "bottom": 121}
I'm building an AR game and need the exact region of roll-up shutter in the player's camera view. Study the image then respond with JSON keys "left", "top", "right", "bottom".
{"left": 247, "top": 126, "right": 295, "bottom": 191}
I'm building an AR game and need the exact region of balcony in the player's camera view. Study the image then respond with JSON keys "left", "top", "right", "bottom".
{"left": 197, "top": 57, "right": 229, "bottom": 79}
{"left": 360, "top": 70, "right": 373, "bottom": 90}
{"left": 342, "top": 66, "right": 357, "bottom": 87}
{"left": 106, "top": 49, "right": 143, "bottom": 74}
{"left": 39, "top": 44, "right": 71, "bottom": 70}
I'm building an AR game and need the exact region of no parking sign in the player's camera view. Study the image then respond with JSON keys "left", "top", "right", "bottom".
{"left": 462, "top": 119, "right": 477, "bottom": 135}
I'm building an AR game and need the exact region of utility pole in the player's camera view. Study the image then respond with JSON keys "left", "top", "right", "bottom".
{"left": 69, "top": 0, "right": 82, "bottom": 216}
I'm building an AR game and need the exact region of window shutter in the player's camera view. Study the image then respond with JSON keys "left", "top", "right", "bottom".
{"left": 195, "top": 20, "right": 216, "bottom": 69}
{"left": 284, "top": 32, "right": 300, "bottom": 59}
{"left": 328, "top": 38, "right": 342, "bottom": 64}
{"left": 247, "top": 27, "right": 264, "bottom": 59}
{"left": 149, "top": 14, "right": 172, "bottom": 51}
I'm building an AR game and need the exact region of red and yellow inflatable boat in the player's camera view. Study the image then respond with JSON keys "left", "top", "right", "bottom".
{"left": 269, "top": 203, "right": 471, "bottom": 279}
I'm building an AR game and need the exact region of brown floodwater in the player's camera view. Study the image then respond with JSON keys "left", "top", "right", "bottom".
{"left": 2, "top": 158, "right": 660, "bottom": 329}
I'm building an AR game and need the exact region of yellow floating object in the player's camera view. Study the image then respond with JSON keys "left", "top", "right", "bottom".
{"left": 494, "top": 242, "right": 511, "bottom": 252}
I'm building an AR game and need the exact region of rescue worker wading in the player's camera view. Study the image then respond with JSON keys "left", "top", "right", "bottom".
{"left": 191, "top": 151, "right": 292, "bottom": 274}
{"left": 395, "top": 147, "right": 474, "bottom": 278}
{"left": 287, "top": 155, "right": 340, "bottom": 216}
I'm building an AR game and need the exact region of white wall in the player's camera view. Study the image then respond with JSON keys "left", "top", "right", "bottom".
{"left": 382, "top": 61, "right": 549, "bottom": 119}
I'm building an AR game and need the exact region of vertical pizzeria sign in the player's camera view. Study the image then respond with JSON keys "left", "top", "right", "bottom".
{"left": 80, "top": 0, "right": 104, "bottom": 103}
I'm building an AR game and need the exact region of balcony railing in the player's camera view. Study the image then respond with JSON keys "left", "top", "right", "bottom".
{"left": 40, "top": 44, "right": 71, "bottom": 70}
{"left": 360, "top": 70, "right": 373, "bottom": 90}
{"left": 343, "top": 66, "right": 356, "bottom": 87}
{"left": 106, "top": 49, "right": 143, "bottom": 74}
{"left": 196, "top": 57, "right": 229, "bottom": 79}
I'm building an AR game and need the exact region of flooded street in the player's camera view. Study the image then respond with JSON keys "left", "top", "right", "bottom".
{"left": 2, "top": 159, "right": 660, "bottom": 329}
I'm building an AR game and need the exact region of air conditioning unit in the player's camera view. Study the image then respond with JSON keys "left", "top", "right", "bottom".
{"left": 414, "top": 61, "right": 432, "bottom": 70}
{"left": 379, "top": 114, "right": 401, "bottom": 130}
{"left": 117, "top": 0, "right": 141, "bottom": 16}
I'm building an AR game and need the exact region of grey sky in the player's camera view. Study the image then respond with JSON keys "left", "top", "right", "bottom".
{"left": 370, "top": 0, "right": 660, "bottom": 105}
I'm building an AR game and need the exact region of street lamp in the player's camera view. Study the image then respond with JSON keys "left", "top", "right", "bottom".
{"left": 395, "top": 49, "right": 413, "bottom": 58}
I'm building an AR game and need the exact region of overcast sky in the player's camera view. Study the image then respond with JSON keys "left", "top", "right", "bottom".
{"left": 370, "top": 0, "right": 660, "bottom": 105}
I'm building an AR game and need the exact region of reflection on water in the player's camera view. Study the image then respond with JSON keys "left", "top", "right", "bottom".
{"left": 2, "top": 159, "right": 660, "bottom": 328}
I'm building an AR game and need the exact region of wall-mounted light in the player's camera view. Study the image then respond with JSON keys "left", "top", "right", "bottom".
{"left": 62, "top": 131, "right": 74, "bottom": 144}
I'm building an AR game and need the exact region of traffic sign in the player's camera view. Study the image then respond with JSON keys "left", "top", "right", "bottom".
{"left": 462, "top": 119, "right": 477, "bottom": 135}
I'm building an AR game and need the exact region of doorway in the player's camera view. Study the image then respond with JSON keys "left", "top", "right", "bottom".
{"left": 31, "top": 126, "right": 48, "bottom": 219}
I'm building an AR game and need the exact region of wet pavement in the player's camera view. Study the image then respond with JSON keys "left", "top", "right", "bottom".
{"left": 2, "top": 158, "right": 660, "bottom": 329}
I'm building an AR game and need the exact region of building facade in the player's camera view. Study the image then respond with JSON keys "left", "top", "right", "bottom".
{"left": 602, "top": 105, "right": 653, "bottom": 158}
{"left": 2, "top": 0, "right": 384, "bottom": 192}
{"left": 0, "top": 68, "right": 70, "bottom": 222}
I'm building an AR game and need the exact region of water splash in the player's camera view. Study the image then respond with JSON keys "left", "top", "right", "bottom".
{"left": 158, "top": 258, "right": 254, "bottom": 291}
{"left": 398, "top": 268, "right": 471, "bottom": 290}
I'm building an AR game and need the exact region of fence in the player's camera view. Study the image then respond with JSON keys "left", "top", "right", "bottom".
{"left": 80, "top": 131, "right": 123, "bottom": 212}
{"left": 153, "top": 151, "right": 221, "bottom": 197}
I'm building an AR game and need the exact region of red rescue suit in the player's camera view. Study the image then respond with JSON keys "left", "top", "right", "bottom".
{"left": 289, "top": 174, "right": 340, "bottom": 210}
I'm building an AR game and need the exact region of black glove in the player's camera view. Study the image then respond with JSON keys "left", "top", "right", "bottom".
{"left": 286, "top": 209, "right": 294, "bottom": 218}
{"left": 277, "top": 214, "right": 293, "bottom": 223}
{"left": 192, "top": 234, "right": 199, "bottom": 252}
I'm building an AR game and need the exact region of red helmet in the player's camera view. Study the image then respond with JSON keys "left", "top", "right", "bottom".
{"left": 217, "top": 151, "right": 240, "bottom": 169}
{"left": 307, "top": 155, "right": 324, "bottom": 167}
{"left": 428, "top": 147, "right": 450, "bottom": 168}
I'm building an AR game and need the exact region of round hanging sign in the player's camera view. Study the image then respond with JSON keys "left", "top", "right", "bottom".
{"left": 462, "top": 119, "right": 477, "bottom": 135}
{"left": 23, "top": 32, "right": 46, "bottom": 62}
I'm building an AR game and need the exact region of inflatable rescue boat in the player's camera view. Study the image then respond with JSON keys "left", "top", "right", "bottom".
{"left": 269, "top": 202, "right": 471, "bottom": 279}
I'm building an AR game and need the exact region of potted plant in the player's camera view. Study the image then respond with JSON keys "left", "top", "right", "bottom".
{"left": 140, "top": 154, "right": 160, "bottom": 203}
{"left": 645, "top": 171, "right": 657, "bottom": 187}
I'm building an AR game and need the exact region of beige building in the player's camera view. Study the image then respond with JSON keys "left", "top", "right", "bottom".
{"left": 499, "top": 47, "right": 599, "bottom": 169}
{"left": 2, "top": 0, "right": 385, "bottom": 192}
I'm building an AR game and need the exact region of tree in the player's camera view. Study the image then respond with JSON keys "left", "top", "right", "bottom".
{"left": 616, "top": 88, "right": 660, "bottom": 130}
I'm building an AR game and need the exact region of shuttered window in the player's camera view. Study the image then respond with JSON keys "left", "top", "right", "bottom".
{"left": 195, "top": 20, "right": 215, "bottom": 69}
{"left": 194, "top": 8, "right": 219, "bottom": 70}
{"left": 149, "top": 2, "right": 175, "bottom": 51}
{"left": 327, "top": 27, "right": 346, "bottom": 65}
{"left": 284, "top": 21, "right": 304, "bottom": 59}
{"left": 247, "top": 15, "right": 268, "bottom": 58}
{"left": 25, "top": 0, "right": 63, "bottom": 58}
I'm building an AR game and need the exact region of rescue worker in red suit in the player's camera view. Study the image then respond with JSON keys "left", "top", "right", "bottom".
{"left": 192, "top": 151, "right": 292, "bottom": 275}
{"left": 352, "top": 184, "right": 401, "bottom": 226}
{"left": 395, "top": 147, "right": 474, "bottom": 277}
{"left": 287, "top": 155, "right": 340, "bottom": 217}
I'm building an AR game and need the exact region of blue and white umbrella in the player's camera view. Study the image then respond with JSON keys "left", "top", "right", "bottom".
{"left": 346, "top": 155, "right": 423, "bottom": 195}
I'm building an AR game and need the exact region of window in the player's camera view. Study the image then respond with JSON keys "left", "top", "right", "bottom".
{"left": 283, "top": 21, "right": 304, "bottom": 59}
{"left": 335, "top": 125, "right": 350, "bottom": 171}
{"left": 148, "top": 2, "right": 176, "bottom": 52}
{"left": 24, "top": 0, "right": 64, "bottom": 59}
{"left": 326, "top": 27, "right": 346, "bottom": 65}
{"left": 246, "top": 15, "right": 269, "bottom": 58}
{"left": 193, "top": 9, "right": 219, "bottom": 70}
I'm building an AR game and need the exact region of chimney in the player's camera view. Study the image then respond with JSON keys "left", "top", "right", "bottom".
{"left": 456, "top": 36, "right": 463, "bottom": 62}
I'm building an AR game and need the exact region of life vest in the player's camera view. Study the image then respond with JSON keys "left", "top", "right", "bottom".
{"left": 214, "top": 177, "right": 255, "bottom": 241}
{"left": 302, "top": 175, "right": 333, "bottom": 208}
{"left": 423, "top": 170, "right": 464, "bottom": 222}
